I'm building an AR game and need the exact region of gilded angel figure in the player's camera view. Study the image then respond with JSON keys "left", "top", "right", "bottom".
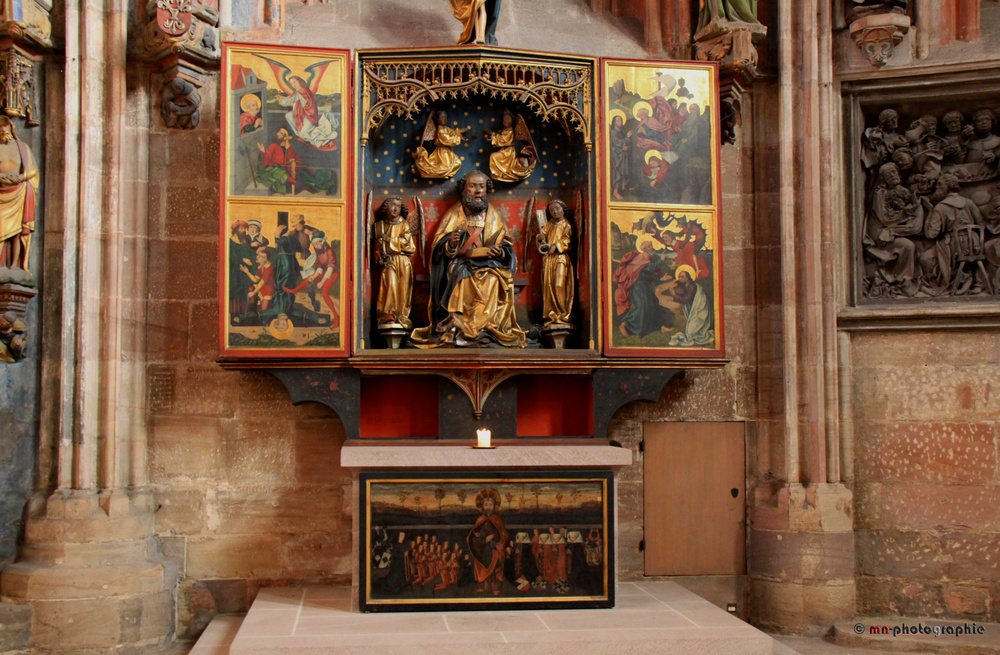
{"left": 484, "top": 109, "right": 537, "bottom": 183}
{"left": 413, "top": 111, "right": 470, "bottom": 179}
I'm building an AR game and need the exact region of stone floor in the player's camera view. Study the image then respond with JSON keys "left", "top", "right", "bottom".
{"left": 181, "top": 583, "right": 997, "bottom": 655}
{"left": 187, "top": 581, "right": 778, "bottom": 654}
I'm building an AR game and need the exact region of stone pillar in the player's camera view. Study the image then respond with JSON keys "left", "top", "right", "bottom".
{"left": 747, "top": 0, "right": 856, "bottom": 635}
{"left": 0, "top": 0, "right": 174, "bottom": 651}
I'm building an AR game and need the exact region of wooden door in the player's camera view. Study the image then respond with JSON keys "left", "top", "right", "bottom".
{"left": 643, "top": 421, "right": 745, "bottom": 576}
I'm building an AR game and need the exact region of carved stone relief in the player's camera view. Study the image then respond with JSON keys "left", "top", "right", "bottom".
{"left": 846, "top": 1, "right": 910, "bottom": 68}
{"left": 857, "top": 103, "right": 1000, "bottom": 300}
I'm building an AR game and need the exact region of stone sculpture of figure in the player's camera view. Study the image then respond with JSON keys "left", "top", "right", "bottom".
{"left": 941, "top": 110, "right": 968, "bottom": 166}
{"left": 861, "top": 108, "right": 907, "bottom": 172}
{"left": 0, "top": 116, "right": 38, "bottom": 273}
{"left": 374, "top": 196, "right": 418, "bottom": 330}
{"left": 537, "top": 200, "right": 574, "bottom": 329}
{"left": 864, "top": 163, "right": 921, "bottom": 296}
{"left": 922, "top": 173, "right": 987, "bottom": 295}
{"left": 413, "top": 111, "right": 469, "bottom": 180}
{"left": 698, "top": 0, "right": 761, "bottom": 30}
{"left": 160, "top": 77, "right": 201, "bottom": 130}
{"left": 485, "top": 109, "right": 537, "bottom": 183}
{"left": 466, "top": 488, "right": 508, "bottom": 596}
{"left": 450, "top": 0, "right": 502, "bottom": 45}
{"left": 964, "top": 109, "right": 1000, "bottom": 170}
{"left": 410, "top": 170, "right": 526, "bottom": 348}
{"left": 668, "top": 265, "right": 715, "bottom": 347}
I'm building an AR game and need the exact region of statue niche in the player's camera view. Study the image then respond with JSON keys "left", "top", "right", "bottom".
{"left": 857, "top": 104, "right": 1000, "bottom": 300}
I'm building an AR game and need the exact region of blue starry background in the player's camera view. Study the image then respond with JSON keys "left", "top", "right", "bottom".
{"left": 358, "top": 98, "right": 594, "bottom": 348}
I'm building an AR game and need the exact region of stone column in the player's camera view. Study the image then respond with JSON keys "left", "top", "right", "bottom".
{"left": 0, "top": 0, "right": 174, "bottom": 651}
{"left": 747, "top": 0, "right": 856, "bottom": 635}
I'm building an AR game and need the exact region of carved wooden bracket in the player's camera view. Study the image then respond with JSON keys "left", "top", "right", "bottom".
{"left": 133, "top": 0, "right": 221, "bottom": 129}
{"left": 438, "top": 368, "right": 518, "bottom": 420}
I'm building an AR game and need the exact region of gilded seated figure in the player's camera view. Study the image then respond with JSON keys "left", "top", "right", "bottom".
{"left": 410, "top": 170, "right": 526, "bottom": 348}
{"left": 413, "top": 111, "right": 470, "bottom": 180}
{"left": 485, "top": 110, "right": 537, "bottom": 183}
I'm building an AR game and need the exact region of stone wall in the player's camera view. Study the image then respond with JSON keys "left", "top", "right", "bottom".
{"left": 0, "top": 117, "right": 44, "bottom": 569}
{"left": 851, "top": 330, "right": 1000, "bottom": 622}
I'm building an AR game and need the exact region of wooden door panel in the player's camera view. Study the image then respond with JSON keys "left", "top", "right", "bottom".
{"left": 643, "top": 421, "right": 745, "bottom": 576}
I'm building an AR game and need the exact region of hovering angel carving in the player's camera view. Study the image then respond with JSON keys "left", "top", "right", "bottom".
{"left": 485, "top": 109, "right": 537, "bottom": 183}
{"left": 413, "top": 110, "right": 470, "bottom": 179}
{"left": 256, "top": 55, "right": 341, "bottom": 151}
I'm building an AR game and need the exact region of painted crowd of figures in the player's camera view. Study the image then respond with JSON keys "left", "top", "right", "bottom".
{"left": 861, "top": 107, "right": 1000, "bottom": 298}
{"left": 372, "top": 526, "right": 604, "bottom": 598}
{"left": 228, "top": 216, "right": 339, "bottom": 339}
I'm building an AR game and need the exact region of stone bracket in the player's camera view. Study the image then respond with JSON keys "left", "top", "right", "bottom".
{"left": 0, "top": 278, "right": 36, "bottom": 362}
{"left": 850, "top": 13, "right": 911, "bottom": 68}
{"left": 132, "top": 0, "right": 221, "bottom": 129}
{"left": 694, "top": 18, "right": 767, "bottom": 145}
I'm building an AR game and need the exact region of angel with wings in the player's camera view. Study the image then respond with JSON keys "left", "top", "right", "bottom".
{"left": 485, "top": 109, "right": 537, "bottom": 183}
{"left": 367, "top": 194, "right": 424, "bottom": 330}
{"left": 414, "top": 111, "right": 470, "bottom": 179}
{"left": 257, "top": 56, "right": 340, "bottom": 151}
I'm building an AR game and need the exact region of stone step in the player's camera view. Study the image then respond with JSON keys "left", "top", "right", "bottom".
{"left": 192, "top": 582, "right": 781, "bottom": 655}
{"left": 832, "top": 618, "right": 1000, "bottom": 654}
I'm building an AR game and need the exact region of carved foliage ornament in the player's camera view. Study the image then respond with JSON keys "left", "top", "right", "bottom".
{"left": 360, "top": 55, "right": 592, "bottom": 149}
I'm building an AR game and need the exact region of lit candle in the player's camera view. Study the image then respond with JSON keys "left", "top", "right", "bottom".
{"left": 476, "top": 428, "right": 491, "bottom": 448}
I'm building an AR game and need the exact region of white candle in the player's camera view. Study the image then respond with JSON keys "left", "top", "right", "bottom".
{"left": 476, "top": 428, "right": 491, "bottom": 448}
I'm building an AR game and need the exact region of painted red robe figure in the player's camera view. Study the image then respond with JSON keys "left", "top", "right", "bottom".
{"left": 467, "top": 488, "right": 508, "bottom": 596}
{"left": 259, "top": 128, "right": 302, "bottom": 186}
{"left": 243, "top": 248, "right": 276, "bottom": 311}
{"left": 663, "top": 217, "right": 710, "bottom": 279}
{"left": 282, "top": 231, "right": 339, "bottom": 329}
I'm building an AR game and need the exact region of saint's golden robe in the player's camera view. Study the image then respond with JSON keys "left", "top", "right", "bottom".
{"left": 410, "top": 202, "right": 526, "bottom": 348}
{"left": 375, "top": 218, "right": 417, "bottom": 328}
{"left": 488, "top": 127, "right": 535, "bottom": 182}
{"left": 538, "top": 219, "right": 574, "bottom": 327}
{"left": 449, "top": 0, "right": 487, "bottom": 44}
{"left": 414, "top": 125, "right": 463, "bottom": 179}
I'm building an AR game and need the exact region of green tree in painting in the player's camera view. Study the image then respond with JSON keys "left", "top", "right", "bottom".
{"left": 456, "top": 488, "right": 469, "bottom": 506}
{"left": 434, "top": 486, "right": 446, "bottom": 514}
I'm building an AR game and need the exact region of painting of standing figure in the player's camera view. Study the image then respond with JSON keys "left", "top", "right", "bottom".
{"left": 360, "top": 471, "right": 613, "bottom": 612}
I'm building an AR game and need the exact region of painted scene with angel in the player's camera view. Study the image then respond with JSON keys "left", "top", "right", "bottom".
{"left": 225, "top": 46, "right": 347, "bottom": 199}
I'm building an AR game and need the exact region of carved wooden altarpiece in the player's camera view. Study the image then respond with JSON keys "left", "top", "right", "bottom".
{"left": 218, "top": 44, "right": 726, "bottom": 442}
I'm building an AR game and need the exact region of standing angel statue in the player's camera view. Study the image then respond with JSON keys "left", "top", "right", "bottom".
{"left": 366, "top": 193, "right": 424, "bottom": 346}
{"left": 524, "top": 193, "right": 583, "bottom": 347}
{"left": 485, "top": 110, "right": 537, "bottom": 183}
{"left": 413, "top": 111, "right": 471, "bottom": 179}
